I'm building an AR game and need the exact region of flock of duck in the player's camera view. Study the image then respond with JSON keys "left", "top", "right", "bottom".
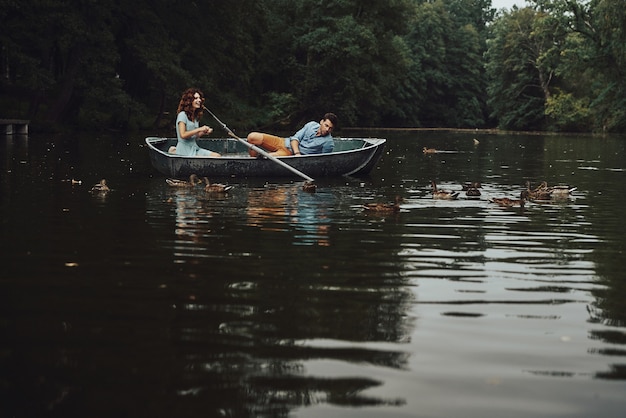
{"left": 362, "top": 180, "right": 577, "bottom": 213}
{"left": 165, "top": 174, "right": 319, "bottom": 194}
{"left": 165, "top": 174, "right": 234, "bottom": 193}
{"left": 75, "top": 174, "right": 234, "bottom": 196}
{"left": 360, "top": 142, "right": 577, "bottom": 213}
{"left": 81, "top": 174, "right": 575, "bottom": 214}
{"left": 75, "top": 174, "right": 315, "bottom": 197}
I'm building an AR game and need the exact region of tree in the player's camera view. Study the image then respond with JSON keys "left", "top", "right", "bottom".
{"left": 485, "top": 6, "right": 565, "bottom": 130}
{"left": 0, "top": 0, "right": 127, "bottom": 127}
{"left": 529, "top": 0, "right": 626, "bottom": 132}
{"left": 3, "top": 0, "right": 623, "bottom": 132}
{"left": 250, "top": 0, "right": 416, "bottom": 127}
{"left": 447, "top": 0, "right": 496, "bottom": 125}
{"left": 574, "top": 0, "right": 626, "bottom": 131}
{"left": 113, "top": 0, "right": 266, "bottom": 130}
{"left": 405, "top": 0, "right": 487, "bottom": 127}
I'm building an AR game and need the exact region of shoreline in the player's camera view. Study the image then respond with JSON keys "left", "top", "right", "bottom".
{"left": 341, "top": 127, "right": 607, "bottom": 136}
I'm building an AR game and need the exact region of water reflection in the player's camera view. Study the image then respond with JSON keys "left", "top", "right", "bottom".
{"left": 143, "top": 179, "right": 414, "bottom": 413}
{"left": 246, "top": 184, "right": 332, "bottom": 246}
{"left": 170, "top": 187, "right": 218, "bottom": 248}
{"left": 163, "top": 181, "right": 336, "bottom": 250}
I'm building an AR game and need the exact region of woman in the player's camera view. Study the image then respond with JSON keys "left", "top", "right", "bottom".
{"left": 169, "top": 88, "right": 221, "bottom": 157}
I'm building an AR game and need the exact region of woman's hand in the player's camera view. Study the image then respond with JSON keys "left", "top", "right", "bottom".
{"left": 199, "top": 125, "right": 213, "bottom": 136}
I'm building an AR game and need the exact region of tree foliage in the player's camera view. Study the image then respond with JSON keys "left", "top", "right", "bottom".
{"left": 485, "top": 7, "right": 560, "bottom": 130}
{"left": 485, "top": 0, "right": 626, "bottom": 132}
{"left": 1, "top": 0, "right": 624, "bottom": 132}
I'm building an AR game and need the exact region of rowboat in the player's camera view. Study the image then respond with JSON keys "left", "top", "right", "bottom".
{"left": 145, "top": 136, "right": 386, "bottom": 178}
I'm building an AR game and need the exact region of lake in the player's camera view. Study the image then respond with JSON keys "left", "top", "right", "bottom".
{"left": 1, "top": 129, "right": 625, "bottom": 417}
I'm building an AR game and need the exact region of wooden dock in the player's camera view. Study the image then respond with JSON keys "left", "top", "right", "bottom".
{"left": 1, "top": 119, "right": 29, "bottom": 135}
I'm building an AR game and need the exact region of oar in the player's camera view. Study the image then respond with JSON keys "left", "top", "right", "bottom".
{"left": 203, "top": 106, "right": 314, "bottom": 182}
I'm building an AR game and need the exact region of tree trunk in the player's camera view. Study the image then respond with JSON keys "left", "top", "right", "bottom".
{"left": 44, "top": 47, "right": 82, "bottom": 123}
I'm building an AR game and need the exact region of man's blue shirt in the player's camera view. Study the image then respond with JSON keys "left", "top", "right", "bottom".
{"left": 286, "top": 121, "right": 334, "bottom": 154}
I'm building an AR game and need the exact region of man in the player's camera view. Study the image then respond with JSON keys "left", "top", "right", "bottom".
{"left": 246, "top": 112, "right": 338, "bottom": 157}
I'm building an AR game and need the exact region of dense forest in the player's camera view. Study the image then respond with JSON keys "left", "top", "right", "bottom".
{"left": 1, "top": 0, "right": 624, "bottom": 133}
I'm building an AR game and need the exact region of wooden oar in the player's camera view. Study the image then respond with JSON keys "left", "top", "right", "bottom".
{"left": 203, "top": 106, "right": 314, "bottom": 182}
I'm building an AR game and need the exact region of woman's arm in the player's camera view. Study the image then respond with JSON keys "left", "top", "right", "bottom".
{"left": 178, "top": 121, "right": 213, "bottom": 140}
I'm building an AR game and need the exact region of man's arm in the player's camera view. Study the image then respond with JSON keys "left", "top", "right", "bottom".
{"left": 290, "top": 139, "right": 302, "bottom": 155}
{"left": 288, "top": 122, "right": 315, "bottom": 155}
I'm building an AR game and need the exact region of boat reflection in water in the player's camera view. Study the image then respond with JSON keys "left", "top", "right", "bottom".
{"left": 245, "top": 184, "right": 331, "bottom": 247}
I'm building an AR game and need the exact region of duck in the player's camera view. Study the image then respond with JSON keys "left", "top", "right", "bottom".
{"left": 203, "top": 177, "right": 233, "bottom": 193}
{"left": 525, "top": 181, "right": 552, "bottom": 201}
{"left": 547, "top": 184, "right": 577, "bottom": 198}
{"left": 302, "top": 181, "right": 317, "bottom": 193}
{"left": 423, "top": 147, "right": 438, "bottom": 154}
{"left": 90, "top": 179, "right": 110, "bottom": 193}
{"left": 461, "top": 182, "right": 482, "bottom": 190}
{"left": 531, "top": 181, "right": 550, "bottom": 193}
{"left": 166, "top": 174, "right": 201, "bottom": 187}
{"left": 362, "top": 196, "right": 403, "bottom": 213}
{"left": 462, "top": 181, "right": 482, "bottom": 197}
{"left": 489, "top": 190, "right": 530, "bottom": 208}
{"left": 528, "top": 181, "right": 576, "bottom": 200}
{"left": 465, "top": 187, "right": 481, "bottom": 197}
{"left": 431, "top": 180, "right": 459, "bottom": 200}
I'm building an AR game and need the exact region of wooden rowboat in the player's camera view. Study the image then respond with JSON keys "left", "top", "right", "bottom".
{"left": 145, "top": 137, "right": 386, "bottom": 178}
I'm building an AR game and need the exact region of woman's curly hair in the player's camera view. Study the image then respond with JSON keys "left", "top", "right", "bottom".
{"left": 177, "top": 88, "right": 204, "bottom": 121}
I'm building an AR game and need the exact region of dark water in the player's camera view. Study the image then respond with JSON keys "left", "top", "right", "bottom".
{"left": 1, "top": 130, "right": 625, "bottom": 417}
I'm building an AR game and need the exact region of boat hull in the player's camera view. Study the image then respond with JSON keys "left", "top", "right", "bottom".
{"left": 145, "top": 137, "right": 386, "bottom": 178}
